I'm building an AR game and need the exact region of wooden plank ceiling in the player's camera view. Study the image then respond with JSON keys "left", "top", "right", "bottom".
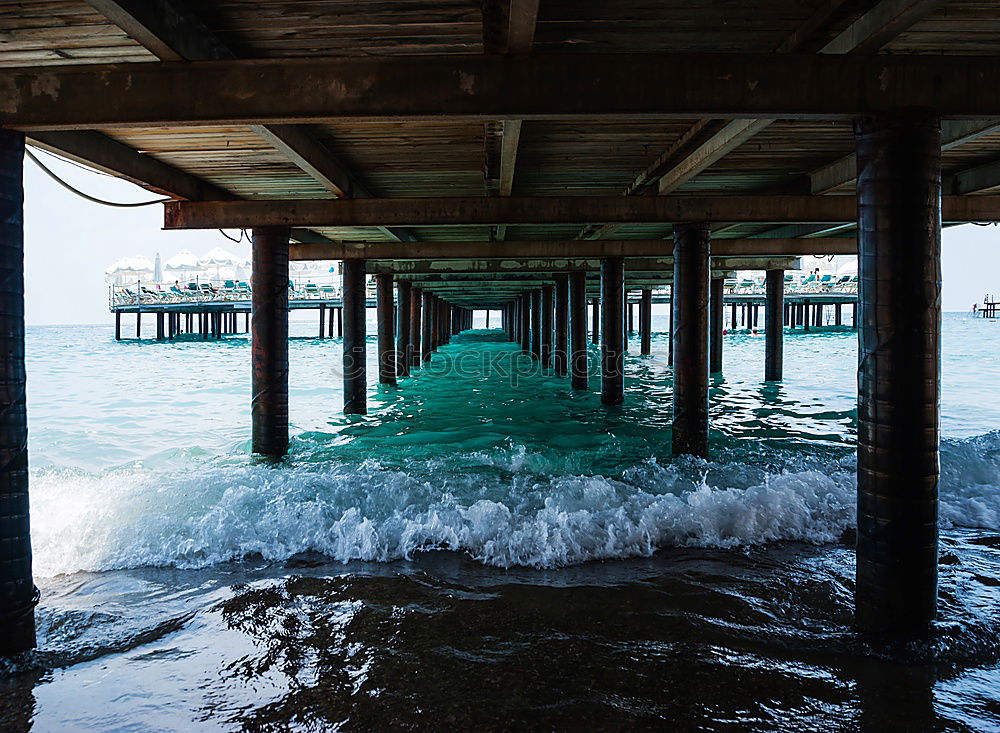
{"left": 5, "top": 0, "right": 1000, "bottom": 247}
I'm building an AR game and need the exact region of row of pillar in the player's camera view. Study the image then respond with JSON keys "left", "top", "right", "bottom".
{"left": 0, "top": 110, "right": 944, "bottom": 654}
{"left": 115, "top": 310, "right": 250, "bottom": 341}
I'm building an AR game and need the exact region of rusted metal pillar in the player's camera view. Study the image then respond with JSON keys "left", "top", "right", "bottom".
{"left": 765, "top": 269, "right": 784, "bottom": 382}
{"left": 541, "top": 285, "right": 554, "bottom": 367}
{"left": 409, "top": 287, "right": 422, "bottom": 368}
{"left": 251, "top": 226, "right": 290, "bottom": 459}
{"left": 672, "top": 222, "right": 710, "bottom": 457}
{"left": 591, "top": 297, "right": 599, "bottom": 345}
{"left": 601, "top": 258, "right": 625, "bottom": 406}
{"left": 640, "top": 288, "right": 652, "bottom": 355}
{"left": 554, "top": 275, "right": 569, "bottom": 376}
{"left": 709, "top": 277, "right": 724, "bottom": 373}
{"left": 376, "top": 273, "right": 396, "bottom": 386}
{"left": 520, "top": 293, "right": 531, "bottom": 353}
{"left": 530, "top": 290, "right": 541, "bottom": 359}
{"left": 343, "top": 259, "right": 367, "bottom": 414}
{"left": 570, "top": 272, "right": 588, "bottom": 390}
{"left": 422, "top": 290, "right": 433, "bottom": 361}
{"left": 396, "top": 280, "right": 411, "bottom": 378}
{"left": 0, "top": 130, "right": 35, "bottom": 655}
{"left": 855, "top": 112, "right": 941, "bottom": 635}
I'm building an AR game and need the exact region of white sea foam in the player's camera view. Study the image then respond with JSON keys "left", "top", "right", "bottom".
{"left": 28, "top": 434, "right": 1000, "bottom": 577}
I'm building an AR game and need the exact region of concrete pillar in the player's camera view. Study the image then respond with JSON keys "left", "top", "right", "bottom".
{"left": 640, "top": 288, "right": 652, "bottom": 355}
{"left": 854, "top": 112, "right": 941, "bottom": 634}
{"left": 319, "top": 304, "right": 326, "bottom": 338}
{"left": 409, "top": 287, "right": 422, "bottom": 368}
{"left": 136, "top": 311, "right": 141, "bottom": 338}
{"left": 803, "top": 299, "right": 811, "bottom": 331}
{"left": 422, "top": 290, "right": 433, "bottom": 361}
{"left": 671, "top": 222, "right": 710, "bottom": 458}
{"left": 156, "top": 312, "right": 165, "bottom": 340}
{"left": 554, "top": 275, "right": 569, "bottom": 376}
{"left": 570, "top": 272, "right": 588, "bottom": 390}
{"left": 709, "top": 277, "right": 724, "bottom": 373}
{"left": 0, "top": 129, "right": 35, "bottom": 655}
{"left": 765, "top": 269, "right": 784, "bottom": 382}
{"left": 376, "top": 273, "right": 396, "bottom": 386}
{"left": 600, "top": 258, "right": 625, "bottom": 406}
{"left": 251, "top": 226, "right": 290, "bottom": 458}
{"left": 115, "top": 311, "right": 121, "bottom": 340}
{"left": 343, "top": 260, "right": 367, "bottom": 414}
{"left": 336, "top": 306, "right": 343, "bottom": 338}
{"left": 541, "top": 285, "right": 554, "bottom": 367}
{"left": 396, "top": 280, "right": 412, "bottom": 378}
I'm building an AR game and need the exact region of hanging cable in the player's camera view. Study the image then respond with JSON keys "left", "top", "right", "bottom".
{"left": 25, "top": 147, "right": 171, "bottom": 207}
{"left": 219, "top": 228, "right": 248, "bottom": 243}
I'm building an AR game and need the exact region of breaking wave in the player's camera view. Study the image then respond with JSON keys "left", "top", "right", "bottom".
{"left": 28, "top": 432, "right": 1000, "bottom": 577}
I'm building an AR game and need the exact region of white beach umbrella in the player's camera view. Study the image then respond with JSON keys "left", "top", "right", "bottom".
{"left": 164, "top": 249, "right": 200, "bottom": 271}
{"left": 836, "top": 258, "right": 858, "bottom": 276}
{"left": 198, "top": 247, "right": 241, "bottom": 280}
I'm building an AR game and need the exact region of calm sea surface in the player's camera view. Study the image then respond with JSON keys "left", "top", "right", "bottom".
{"left": 2, "top": 312, "right": 999, "bottom": 731}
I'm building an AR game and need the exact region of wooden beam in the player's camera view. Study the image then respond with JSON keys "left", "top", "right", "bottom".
{"left": 27, "top": 131, "right": 327, "bottom": 245}
{"left": 85, "top": 0, "right": 413, "bottom": 243}
{"left": 8, "top": 54, "right": 1000, "bottom": 131}
{"left": 166, "top": 195, "right": 1000, "bottom": 230}
{"left": 28, "top": 129, "right": 233, "bottom": 201}
{"left": 581, "top": 0, "right": 929, "bottom": 239}
{"left": 810, "top": 119, "right": 1000, "bottom": 194}
{"left": 947, "top": 158, "right": 1000, "bottom": 195}
{"left": 290, "top": 238, "right": 854, "bottom": 261}
{"left": 819, "top": 0, "right": 946, "bottom": 54}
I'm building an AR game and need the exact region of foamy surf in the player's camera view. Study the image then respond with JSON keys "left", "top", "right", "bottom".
{"left": 28, "top": 433, "right": 1000, "bottom": 577}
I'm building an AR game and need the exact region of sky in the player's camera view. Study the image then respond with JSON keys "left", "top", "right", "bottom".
{"left": 22, "top": 149, "right": 1000, "bottom": 325}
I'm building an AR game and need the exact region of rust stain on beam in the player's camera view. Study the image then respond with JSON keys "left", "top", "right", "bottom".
{"left": 165, "top": 194, "right": 1000, "bottom": 229}
{"left": 289, "top": 238, "right": 854, "bottom": 261}
{"left": 7, "top": 54, "right": 1000, "bottom": 130}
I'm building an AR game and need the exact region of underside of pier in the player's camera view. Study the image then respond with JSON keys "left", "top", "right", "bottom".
{"left": 3, "top": 0, "right": 999, "bottom": 652}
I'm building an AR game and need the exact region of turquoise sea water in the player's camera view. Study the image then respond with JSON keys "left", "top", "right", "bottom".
{"left": 4, "top": 312, "right": 1000, "bottom": 730}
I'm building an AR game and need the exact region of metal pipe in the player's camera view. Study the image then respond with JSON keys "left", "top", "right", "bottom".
{"left": 251, "top": 226, "right": 290, "bottom": 458}
{"left": 765, "top": 269, "right": 784, "bottom": 381}
{"left": 343, "top": 259, "right": 367, "bottom": 414}
{"left": 600, "top": 257, "right": 625, "bottom": 406}
{"left": 376, "top": 273, "right": 396, "bottom": 386}
{"left": 0, "top": 130, "right": 35, "bottom": 655}
{"left": 671, "top": 222, "right": 710, "bottom": 457}
{"left": 854, "top": 112, "right": 941, "bottom": 634}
